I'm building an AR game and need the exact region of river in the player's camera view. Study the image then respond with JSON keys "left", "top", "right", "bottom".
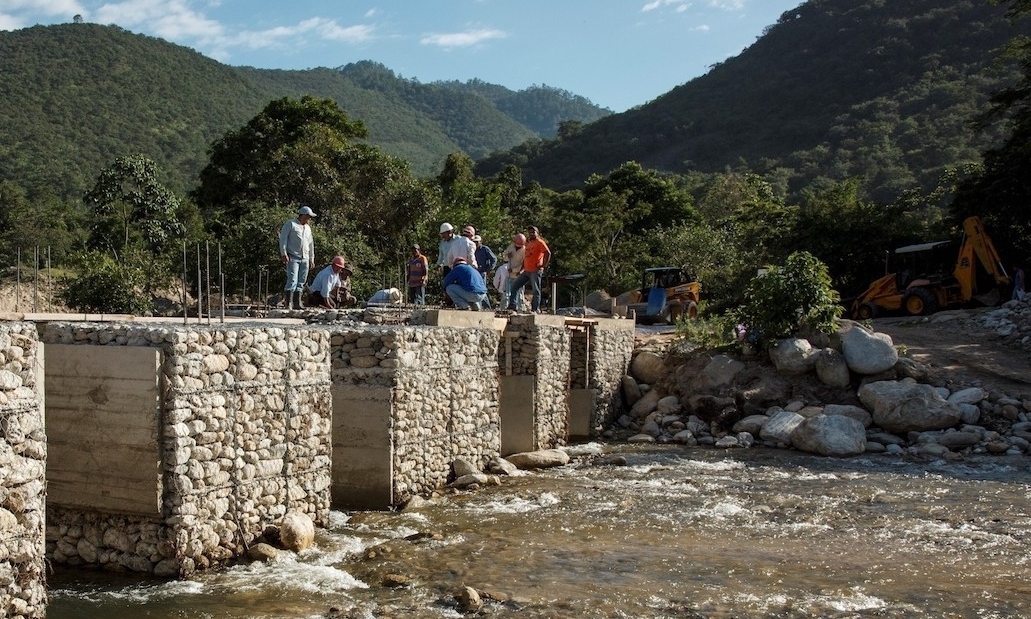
{"left": 48, "top": 445, "right": 1031, "bottom": 618}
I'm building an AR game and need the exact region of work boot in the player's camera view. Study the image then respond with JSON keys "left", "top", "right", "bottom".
{"left": 469, "top": 302, "right": 481, "bottom": 311}
{"left": 293, "top": 290, "right": 304, "bottom": 309}
{"left": 284, "top": 291, "right": 293, "bottom": 310}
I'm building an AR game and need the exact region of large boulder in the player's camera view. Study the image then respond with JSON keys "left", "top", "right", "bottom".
{"left": 760, "top": 410, "right": 805, "bottom": 444}
{"left": 505, "top": 449, "right": 570, "bottom": 470}
{"left": 630, "top": 351, "right": 666, "bottom": 384}
{"left": 814, "top": 348, "right": 851, "bottom": 388}
{"left": 630, "top": 389, "right": 662, "bottom": 420}
{"left": 698, "top": 355, "right": 745, "bottom": 390}
{"left": 857, "top": 380, "right": 963, "bottom": 433}
{"left": 791, "top": 414, "right": 867, "bottom": 456}
{"left": 822, "top": 403, "right": 872, "bottom": 428}
{"left": 279, "top": 512, "right": 315, "bottom": 552}
{"left": 842, "top": 327, "right": 898, "bottom": 375}
{"left": 769, "top": 338, "right": 815, "bottom": 375}
{"left": 621, "top": 375, "right": 643, "bottom": 406}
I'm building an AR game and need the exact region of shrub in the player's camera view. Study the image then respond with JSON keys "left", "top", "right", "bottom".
{"left": 735, "top": 251, "right": 841, "bottom": 349}
{"left": 61, "top": 251, "right": 152, "bottom": 314}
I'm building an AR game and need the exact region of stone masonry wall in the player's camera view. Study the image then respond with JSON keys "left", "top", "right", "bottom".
{"left": 501, "top": 316, "right": 571, "bottom": 450}
{"left": 0, "top": 322, "right": 46, "bottom": 619}
{"left": 41, "top": 322, "right": 332, "bottom": 576}
{"left": 329, "top": 326, "right": 501, "bottom": 505}
{"left": 586, "top": 323, "right": 635, "bottom": 436}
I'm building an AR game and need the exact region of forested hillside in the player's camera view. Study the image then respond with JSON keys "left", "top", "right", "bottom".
{"left": 0, "top": 24, "right": 609, "bottom": 198}
{"left": 476, "top": 0, "right": 1029, "bottom": 203}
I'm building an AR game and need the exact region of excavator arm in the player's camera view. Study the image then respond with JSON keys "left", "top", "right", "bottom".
{"left": 954, "top": 216, "right": 1010, "bottom": 300}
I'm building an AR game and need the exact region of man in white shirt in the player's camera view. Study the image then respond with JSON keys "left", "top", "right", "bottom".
{"left": 279, "top": 205, "right": 316, "bottom": 309}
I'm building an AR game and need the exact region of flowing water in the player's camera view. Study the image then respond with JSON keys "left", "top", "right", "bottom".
{"left": 49, "top": 445, "right": 1031, "bottom": 618}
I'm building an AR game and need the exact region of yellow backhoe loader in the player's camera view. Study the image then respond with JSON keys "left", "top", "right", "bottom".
{"left": 849, "top": 216, "right": 1010, "bottom": 319}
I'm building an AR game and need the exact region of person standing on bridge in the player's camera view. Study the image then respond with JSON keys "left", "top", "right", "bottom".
{"left": 279, "top": 205, "right": 316, "bottom": 310}
{"left": 506, "top": 225, "right": 551, "bottom": 313}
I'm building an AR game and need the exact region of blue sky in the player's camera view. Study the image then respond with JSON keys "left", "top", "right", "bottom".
{"left": 1, "top": 0, "right": 803, "bottom": 112}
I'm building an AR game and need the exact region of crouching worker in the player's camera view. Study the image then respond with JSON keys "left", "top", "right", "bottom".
{"left": 307, "top": 256, "right": 353, "bottom": 309}
{"left": 443, "top": 257, "right": 488, "bottom": 310}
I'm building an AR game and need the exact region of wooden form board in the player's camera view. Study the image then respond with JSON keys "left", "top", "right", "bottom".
{"left": 45, "top": 344, "right": 162, "bottom": 516}
{"left": 331, "top": 384, "right": 393, "bottom": 509}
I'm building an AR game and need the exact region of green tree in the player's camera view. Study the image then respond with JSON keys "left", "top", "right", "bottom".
{"left": 82, "top": 154, "right": 185, "bottom": 262}
{"left": 736, "top": 251, "right": 842, "bottom": 349}
{"left": 951, "top": 0, "right": 1031, "bottom": 257}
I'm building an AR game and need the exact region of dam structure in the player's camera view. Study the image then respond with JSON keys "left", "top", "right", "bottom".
{"left": 0, "top": 310, "right": 634, "bottom": 617}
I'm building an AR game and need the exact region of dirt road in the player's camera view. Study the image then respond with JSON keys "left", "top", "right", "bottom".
{"left": 873, "top": 312, "right": 1031, "bottom": 398}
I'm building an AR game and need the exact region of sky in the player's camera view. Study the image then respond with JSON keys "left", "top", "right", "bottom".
{"left": 0, "top": 0, "right": 804, "bottom": 113}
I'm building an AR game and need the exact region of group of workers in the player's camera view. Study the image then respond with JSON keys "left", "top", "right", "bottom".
{"left": 278, "top": 205, "right": 550, "bottom": 311}
{"left": 428, "top": 222, "right": 551, "bottom": 312}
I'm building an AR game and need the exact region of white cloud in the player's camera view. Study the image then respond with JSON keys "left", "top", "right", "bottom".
{"left": 642, "top": 0, "right": 690, "bottom": 12}
{"left": 0, "top": 0, "right": 86, "bottom": 30}
{"left": 692, "top": 24, "right": 710, "bottom": 31}
{"left": 420, "top": 27, "right": 505, "bottom": 49}
{"left": 708, "top": 0, "right": 746, "bottom": 10}
{"left": 92, "top": 0, "right": 223, "bottom": 41}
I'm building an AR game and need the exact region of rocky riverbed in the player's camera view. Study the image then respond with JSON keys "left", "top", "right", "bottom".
{"left": 610, "top": 296, "right": 1031, "bottom": 461}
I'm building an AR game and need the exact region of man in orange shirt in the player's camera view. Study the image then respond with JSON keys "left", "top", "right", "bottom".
{"left": 506, "top": 225, "right": 551, "bottom": 313}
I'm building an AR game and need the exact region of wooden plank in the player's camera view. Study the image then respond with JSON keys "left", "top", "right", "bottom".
{"left": 45, "top": 344, "right": 162, "bottom": 516}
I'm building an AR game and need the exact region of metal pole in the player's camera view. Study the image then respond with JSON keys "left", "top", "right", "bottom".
{"left": 15, "top": 248, "right": 20, "bottom": 313}
{"left": 47, "top": 246, "right": 52, "bottom": 312}
{"left": 205, "top": 240, "right": 212, "bottom": 326}
{"left": 182, "top": 242, "right": 188, "bottom": 325}
{"left": 196, "top": 243, "right": 202, "bottom": 324}
{"left": 33, "top": 246, "right": 38, "bottom": 313}
{"left": 551, "top": 281, "right": 557, "bottom": 314}
{"left": 218, "top": 242, "right": 225, "bottom": 323}
{"left": 243, "top": 274, "right": 247, "bottom": 306}
{"left": 257, "top": 269, "right": 262, "bottom": 313}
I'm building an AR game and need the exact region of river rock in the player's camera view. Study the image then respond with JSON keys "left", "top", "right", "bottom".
{"left": 631, "top": 352, "right": 666, "bottom": 384}
{"left": 452, "top": 458, "right": 480, "bottom": 478}
{"left": 630, "top": 389, "right": 662, "bottom": 419}
{"left": 858, "top": 380, "right": 962, "bottom": 433}
{"left": 814, "top": 348, "right": 851, "bottom": 388}
{"left": 947, "top": 387, "right": 986, "bottom": 406}
{"left": 822, "top": 404, "right": 872, "bottom": 428}
{"left": 0, "top": 370, "right": 22, "bottom": 390}
{"left": 457, "top": 586, "right": 484, "bottom": 612}
{"left": 699, "top": 355, "right": 745, "bottom": 389}
{"left": 248, "top": 543, "right": 280, "bottom": 562}
{"left": 621, "top": 376, "right": 643, "bottom": 406}
{"left": 451, "top": 473, "right": 492, "bottom": 489}
{"left": 791, "top": 414, "right": 867, "bottom": 456}
{"left": 769, "top": 338, "right": 814, "bottom": 375}
{"left": 657, "top": 395, "right": 681, "bottom": 415}
{"left": 279, "top": 512, "right": 315, "bottom": 552}
{"left": 732, "top": 414, "right": 769, "bottom": 435}
{"left": 505, "top": 449, "right": 570, "bottom": 470}
{"left": 760, "top": 410, "right": 805, "bottom": 444}
{"left": 487, "top": 456, "right": 520, "bottom": 476}
{"left": 842, "top": 327, "right": 898, "bottom": 375}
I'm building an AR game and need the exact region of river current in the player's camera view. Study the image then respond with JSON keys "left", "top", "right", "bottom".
{"left": 48, "top": 445, "right": 1031, "bottom": 619}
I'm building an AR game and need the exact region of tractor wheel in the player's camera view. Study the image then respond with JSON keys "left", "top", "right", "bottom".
{"left": 855, "top": 302, "right": 879, "bottom": 320}
{"left": 685, "top": 301, "right": 699, "bottom": 320}
{"left": 664, "top": 302, "right": 685, "bottom": 323}
{"left": 903, "top": 288, "right": 938, "bottom": 316}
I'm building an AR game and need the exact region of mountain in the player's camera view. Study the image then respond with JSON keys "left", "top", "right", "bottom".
{"left": 0, "top": 24, "right": 610, "bottom": 198}
{"left": 475, "top": 0, "right": 1029, "bottom": 203}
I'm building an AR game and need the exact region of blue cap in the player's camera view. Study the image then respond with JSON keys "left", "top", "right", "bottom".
{"left": 297, "top": 206, "right": 316, "bottom": 217}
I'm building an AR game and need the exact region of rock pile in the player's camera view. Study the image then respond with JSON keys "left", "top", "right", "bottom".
{"left": 970, "top": 295, "right": 1031, "bottom": 351}
{"left": 0, "top": 322, "right": 45, "bottom": 619}
{"left": 611, "top": 320, "right": 1031, "bottom": 459}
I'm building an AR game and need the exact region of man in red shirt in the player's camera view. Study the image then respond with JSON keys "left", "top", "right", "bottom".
{"left": 506, "top": 225, "right": 551, "bottom": 313}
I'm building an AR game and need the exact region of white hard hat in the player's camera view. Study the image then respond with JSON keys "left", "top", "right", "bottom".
{"left": 440, "top": 222, "right": 454, "bottom": 233}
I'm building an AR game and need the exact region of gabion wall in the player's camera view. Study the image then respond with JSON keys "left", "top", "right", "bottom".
{"left": 586, "top": 322, "right": 635, "bottom": 435}
{"left": 0, "top": 322, "right": 45, "bottom": 619}
{"left": 501, "top": 316, "right": 572, "bottom": 450}
{"left": 41, "top": 322, "right": 332, "bottom": 576}
{"left": 329, "top": 326, "right": 501, "bottom": 506}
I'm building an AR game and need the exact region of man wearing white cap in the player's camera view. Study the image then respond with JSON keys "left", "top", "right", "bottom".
{"left": 279, "top": 205, "right": 316, "bottom": 309}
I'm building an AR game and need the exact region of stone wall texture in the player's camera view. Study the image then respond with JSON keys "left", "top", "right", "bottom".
{"left": 586, "top": 322, "right": 635, "bottom": 435}
{"left": 40, "top": 322, "right": 332, "bottom": 576}
{"left": 501, "top": 316, "right": 572, "bottom": 450}
{"left": 0, "top": 322, "right": 46, "bottom": 618}
{"left": 329, "top": 326, "right": 501, "bottom": 504}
